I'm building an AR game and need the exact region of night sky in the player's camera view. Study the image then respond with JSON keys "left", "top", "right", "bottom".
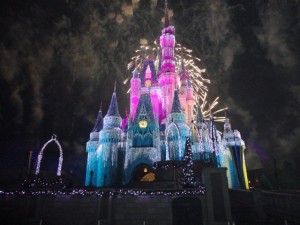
{"left": 0, "top": 0, "right": 299, "bottom": 188}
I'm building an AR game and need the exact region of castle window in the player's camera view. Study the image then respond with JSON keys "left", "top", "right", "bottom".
{"left": 145, "top": 80, "right": 151, "bottom": 87}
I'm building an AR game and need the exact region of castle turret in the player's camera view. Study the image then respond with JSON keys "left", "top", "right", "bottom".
{"left": 140, "top": 60, "right": 161, "bottom": 120}
{"left": 191, "top": 105, "right": 207, "bottom": 159}
{"left": 121, "top": 109, "right": 129, "bottom": 132}
{"left": 179, "top": 59, "right": 194, "bottom": 126}
{"left": 160, "top": 3, "right": 175, "bottom": 73}
{"left": 141, "top": 60, "right": 158, "bottom": 88}
{"left": 222, "top": 116, "right": 249, "bottom": 189}
{"left": 85, "top": 104, "right": 103, "bottom": 186}
{"left": 196, "top": 105, "right": 204, "bottom": 124}
{"left": 96, "top": 85, "right": 123, "bottom": 187}
{"left": 186, "top": 81, "right": 194, "bottom": 126}
{"left": 170, "top": 90, "right": 182, "bottom": 115}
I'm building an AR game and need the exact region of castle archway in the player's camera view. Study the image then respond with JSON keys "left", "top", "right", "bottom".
{"left": 131, "top": 163, "right": 155, "bottom": 182}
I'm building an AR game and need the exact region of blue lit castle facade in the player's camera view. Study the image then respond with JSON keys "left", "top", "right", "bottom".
{"left": 85, "top": 4, "right": 249, "bottom": 190}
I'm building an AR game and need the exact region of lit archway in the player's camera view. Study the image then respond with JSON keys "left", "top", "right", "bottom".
{"left": 131, "top": 164, "right": 155, "bottom": 182}
{"left": 35, "top": 134, "right": 63, "bottom": 176}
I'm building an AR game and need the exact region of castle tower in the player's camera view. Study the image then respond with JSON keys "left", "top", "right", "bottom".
{"left": 140, "top": 60, "right": 161, "bottom": 121}
{"left": 222, "top": 116, "right": 249, "bottom": 189}
{"left": 192, "top": 107, "right": 220, "bottom": 166}
{"left": 85, "top": 104, "right": 103, "bottom": 186}
{"left": 124, "top": 92, "right": 160, "bottom": 184}
{"left": 165, "top": 89, "right": 189, "bottom": 160}
{"left": 158, "top": 1, "right": 177, "bottom": 121}
{"left": 208, "top": 115, "right": 218, "bottom": 157}
{"left": 186, "top": 79, "right": 194, "bottom": 127}
{"left": 179, "top": 59, "right": 194, "bottom": 126}
{"left": 96, "top": 85, "right": 123, "bottom": 187}
{"left": 141, "top": 60, "right": 158, "bottom": 88}
{"left": 191, "top": 105, "right": 204, "bottom": 159}
{"left": 196, "top": 105, "right": 204, "bottom": 124}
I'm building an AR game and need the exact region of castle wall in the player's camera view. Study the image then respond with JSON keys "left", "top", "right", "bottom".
{"left": 0, "top": 193, "right": 206, "bottom": 225}
{"left": 2, "top": 188, "right": 300, "bottom": 225}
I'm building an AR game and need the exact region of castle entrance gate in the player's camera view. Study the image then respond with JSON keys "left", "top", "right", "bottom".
{"left": 132, "top": 163, "right": 154, "bottom": 182}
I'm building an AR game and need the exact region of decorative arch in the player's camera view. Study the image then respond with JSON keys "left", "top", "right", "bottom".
{"left": 35, "top": 134, "right": 63, "bottom": 176}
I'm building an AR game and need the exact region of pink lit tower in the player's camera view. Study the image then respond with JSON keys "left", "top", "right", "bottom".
{"left": 158, "top": 0, "right": 177, "bottom": 123}
{"left": 179, "top": 59, "right": 195, "bottom": 126}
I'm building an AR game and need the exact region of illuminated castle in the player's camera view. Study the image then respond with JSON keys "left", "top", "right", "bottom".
{"left": 85, "top": 3, "right": 249, "bottom": 190}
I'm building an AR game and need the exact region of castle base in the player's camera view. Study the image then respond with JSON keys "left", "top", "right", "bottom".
{"left": 0, "top": 168, "right": 232, "bottom": 225}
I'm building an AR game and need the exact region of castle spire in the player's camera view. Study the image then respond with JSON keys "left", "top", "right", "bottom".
{"left": 171, "top": 89, "right": 182, "bottom": 113}
{"left": 224, "top": 112, "right": 232, "bottom": 132}
{"left": 164, "top": 0, "right": 170, "bottom": 28}
{"left": 132, "top": 67, "right": 139, "bottom": 78}
{"left": 107, "top": 84, "right": 120, "bottom": 117}
{"left": 92, "top": 102, "right": 103, "bottom": 132}
{"left": 180, "top": 59, "right": 190, "bottom": 86}
{"left": 196, "top": 105, "right": 204, "bottom": 123}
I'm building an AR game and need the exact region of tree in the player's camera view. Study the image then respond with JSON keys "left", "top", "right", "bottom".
{"left": 181, "top": 136, "right": 196, "bottom": 188}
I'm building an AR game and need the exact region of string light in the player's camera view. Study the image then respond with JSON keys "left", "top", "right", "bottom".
{"left": 181, "top": 137, "right": 197, "bottom": 188}
{"left": 35, "top": 135, "right": 63, "bottom": 176}
{"left": 0, "top": 188, "right": 206, "bottom": 197}
{"left": 22, "top": 176, "right": 66, "bottom": 189}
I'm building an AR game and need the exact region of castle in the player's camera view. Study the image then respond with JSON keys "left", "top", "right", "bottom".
{"left": 85, "top": 3, "right": 249, "bottom": 190}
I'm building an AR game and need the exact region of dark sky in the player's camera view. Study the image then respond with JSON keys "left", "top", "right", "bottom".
{"left": 0, "top": 0, "right": 299, "bottom": 188}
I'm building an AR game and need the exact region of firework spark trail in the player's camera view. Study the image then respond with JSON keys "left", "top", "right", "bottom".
{"left": 126, "top": 40, "right": 227, "bottom": 122}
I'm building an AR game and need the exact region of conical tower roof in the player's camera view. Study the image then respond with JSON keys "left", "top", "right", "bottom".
{"left": 133, "top": 92, "right": 155, "bottom": 123}
{"left": 106, "top": 84, "right": 120, "bottom": 117}
{"left": 180, "top": 59, "right": 192, "bottom": 87}
{"left": 196, "top": 106, "right": 204, "bottom": 123}
{"left": 141, "top": 60, "right": 157, "bottom": 85}
{"left": 171, "top": 90, "right": 182, "bottom": 113}
{"left": 92, "top": 104, "right": 103, "bottom": 132}
{"left": 132, "top": 67, "right": 139, "bottom": 78}
{"left": 180, "top": 60, "right": 188, "bottom": 78}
